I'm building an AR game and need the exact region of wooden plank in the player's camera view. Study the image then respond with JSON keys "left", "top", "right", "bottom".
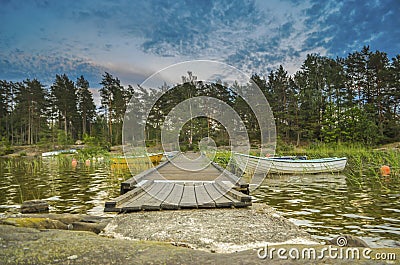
{"left": 211, "top": 161, "right": 249, "bottom": 189}
{"left": 120, "top": 182, "right": 165, "bottom": 212}
{"left": 105, "top": 152, "right": 252, "bottom": 212}
{"left": 120, "top": 159, "right": 170, "bottom": 193}
{"left": 195, "top": 184, "right": 215, "bottom": 208}
{"left": 215, "top": 181, "right": 252, "bottom": 203}
{"left": 104, "top": 180, "right": 153, "bottom": 211}
{"left": 142, "top": 182, "right": 175, "bottom": 210}
{"left": 179, "top": 183, "right": 198, "bottom": 208}
{"left": 120, "top": 167, "right": 156, "bottom": 194}
{"left": 161, "top": 184, "right": 184, "bottom": 210}
{"left": 212, "top": 183, "right": 251, "bottom": 208}
{"left": 203, "top": 183, "right": 233, "bottom": 208}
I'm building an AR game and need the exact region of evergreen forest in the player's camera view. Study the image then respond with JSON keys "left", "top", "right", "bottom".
{"left": 1, "top": 46, "right": 399, "bottom": 151}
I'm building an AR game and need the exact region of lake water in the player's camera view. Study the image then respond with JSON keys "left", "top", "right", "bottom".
{"left": 0, "top": 157, "right": 134, "bottom": 216}
{"left": 0, "top": 157, "right": 399, "bottom": 248}
{"left": 253, "top": 174, "right": 400, "bottom": 248}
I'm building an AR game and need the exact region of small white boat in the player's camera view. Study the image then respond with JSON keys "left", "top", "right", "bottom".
{"left": 42, "top": 149, "right": 77, "bottom": 157}
{"left": 233, "top": 152, "right": 347, "bottom": 174}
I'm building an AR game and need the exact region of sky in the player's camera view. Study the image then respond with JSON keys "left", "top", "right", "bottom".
{"left": 1, "top": 0, "right": 399, "bottom": 92}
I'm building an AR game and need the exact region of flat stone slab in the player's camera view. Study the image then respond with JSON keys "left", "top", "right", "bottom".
{"left": 102, "top": 203, "right": 318, "bottom": 253}
{"left": 0, "top": 213, "right": 111, "bottom": 234}
{"left": 20, "top": 200, "right": 49, "bottom": 213}
{"left": 2, "top": 225, "right": 397, "bottom": 264}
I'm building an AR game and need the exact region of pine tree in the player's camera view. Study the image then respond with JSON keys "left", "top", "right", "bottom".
{"left": 99, "top": 72, "right": 127, "bottom": 145}
{"left": 50, "top": 74, "right": 79, "bottom": 142}
{"left": 76, "top": 76, "right": 96, "bottom": 137}
{"left": 14, "top": 79, "right": 48, "bottom": 144}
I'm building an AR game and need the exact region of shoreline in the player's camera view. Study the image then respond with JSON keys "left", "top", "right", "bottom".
{"left": 1, "top": 206, "right": 399, "bottom": 264}
{"left": 1, "top": 204, "right": 319, "bottom": 253}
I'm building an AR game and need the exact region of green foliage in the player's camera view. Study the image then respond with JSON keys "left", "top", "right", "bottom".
{"left": 213, "top": 151, "right": 231, "bottom": 168}
{"left": 99, "top": 72, "right": 133, "bottom": 145}
{"left": 0, "top": 137, "right": 14, "bottom": 155}
{"left": 50, "top": 74, "right": 79, "bottom": 139}
{"left": 276, "top": 142, "right": 399, "bottom": 186}
{"left": 76, "top": 134, "right": 109, "bottom": 160}
{"left": 76, "top": 76, "right": 96, "bottom": 137}
{"left": 1, "top": 46, "right": 400, "bottom": 149}
{"left": 56, "top": 130, "right": 73, "bottom": 147}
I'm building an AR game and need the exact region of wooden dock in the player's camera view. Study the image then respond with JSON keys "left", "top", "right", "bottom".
{"left": 104, "top": 152, "right": 251, "bottom": 212}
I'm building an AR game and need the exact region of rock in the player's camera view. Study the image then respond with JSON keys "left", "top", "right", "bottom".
{"left": 102, "top": 203, "right": 319, "bottom": 253}
{"left": 0, "top": 217, "right": 68, "bottom": 230}
{"left": 21, "top": 213, "right": 83, "bottom": 225}
{"left": 20, "top": 200, "right": 49, "bottom": 214}
{"left": 3, "top": 224, "right": 397, "bottom": 264}
{"left": 70, "top": 221, "right": 108, "bottom": 234}
{"left": 1, "top": 213, "right": 111, "bottom": 234}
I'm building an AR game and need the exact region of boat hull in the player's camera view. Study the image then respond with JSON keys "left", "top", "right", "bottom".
{"left": 233, "top": 153, "right": 347, "bottom": 174}
{"left": 42, "top": 149, "right": 77, "bottom": 157}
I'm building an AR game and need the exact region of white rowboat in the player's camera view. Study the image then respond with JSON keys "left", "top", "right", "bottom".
{"left": 42, "top": 149, "right": 77, "bottom": 157}
{"left": 233, "top": 153, "right": 347, "bottom": 174}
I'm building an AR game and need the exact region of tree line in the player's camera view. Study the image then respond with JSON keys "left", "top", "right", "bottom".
{"left": 0, "top": 73, "right": 130, "bottom": 148}
{"left": 257, "top": 46, "right": 399, "bottom": 145}
{"left": 0, "top": 46, "right": 399, "bottom": 150}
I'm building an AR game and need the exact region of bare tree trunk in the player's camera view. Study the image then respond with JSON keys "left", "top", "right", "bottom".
{"left": 28, "top": 104, "right": 31, "bottom": 145}
{"left": 82, "top": 113, "right": 87, "bottom": 136}
{"left": 64, "top": 110, "right": 68, "bottom": 138}
{"left": 108, "top": 103, "right": 112, "bottom": 143}
{"left": 11, "top": 113, "right": 14, "bottom": 145}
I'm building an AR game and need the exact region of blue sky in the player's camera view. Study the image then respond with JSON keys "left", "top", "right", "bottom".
{"left": 1, "top": 0, "right": 399, "bottom": 90}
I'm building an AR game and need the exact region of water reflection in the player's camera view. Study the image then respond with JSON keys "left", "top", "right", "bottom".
{"left": 0, "top": 157, "right": 139, "bottom": 216}
{"left": 252, "top": 174, "right": 400, "bottom": 248}
{"left": 1, "top": 157, "right": 399, "bottom": 248}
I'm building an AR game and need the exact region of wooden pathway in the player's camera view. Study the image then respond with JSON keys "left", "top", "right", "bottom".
{"left": 104, "top": 152, "right": 251, "bottom": 212}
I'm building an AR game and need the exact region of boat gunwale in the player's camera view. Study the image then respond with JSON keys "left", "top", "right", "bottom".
{"left": 233, "top": 152, "right": 347, "bottom": 163}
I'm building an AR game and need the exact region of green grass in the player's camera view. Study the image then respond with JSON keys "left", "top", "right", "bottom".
{"left": 212, "top": 143, "right": 400, "bottom": 182}
{"left": 281, "top": 143, "right": 400, "bottom": 180}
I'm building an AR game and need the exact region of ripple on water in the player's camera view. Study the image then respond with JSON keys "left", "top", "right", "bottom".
{"left": 341, "top": 213, "right": 375, "bottom": 220}
{"left": 1, "top": 159, "right": 400, "bottom": 248}
{"left": 253, "top": 173, "right": 400, "bottom": 248}
{"left": 382, "top": 217, "right": 400, "bottom": 223}
{"left": 286, "top": 199, "right": 308, "bottom": 204}
{"left": 383, "top": 208, "right": 400, "bottom": 213}
{"left": 301, "top": 208, "right": 320, "bottom": 213}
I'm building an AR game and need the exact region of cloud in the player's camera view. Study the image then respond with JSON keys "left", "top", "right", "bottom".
{"left": 0, "top": 50, "right": 105, "bottom": 86}
{"left": 305, "top": 0, "right": 400, "bottom": 58}
{"left": 0, "top": 0, "right": 398, "bottom": 87}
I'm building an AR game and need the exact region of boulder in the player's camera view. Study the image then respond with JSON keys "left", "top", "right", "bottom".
{"left": 0, "top": 217, "right": 68, "bottom": 230}
{"left": 69, "top": 221, "right": 108, "bottom": 234}
{"left": 20, "top": 200, "right": 49, "bottom": 214}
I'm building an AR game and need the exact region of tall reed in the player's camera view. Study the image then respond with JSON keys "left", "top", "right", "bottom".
{"left": 213, "top": 144, "right": 399, "bottom": 186}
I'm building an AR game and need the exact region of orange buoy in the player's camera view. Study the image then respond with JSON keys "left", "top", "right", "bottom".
{"left": 85, "top": 159, "right": 91, "bottom": 167}
{"left": 71, "top": 158, "right": 78, "bottom": 168}
{"left": 380, "top": 165, "right": 390, "bottom": 176}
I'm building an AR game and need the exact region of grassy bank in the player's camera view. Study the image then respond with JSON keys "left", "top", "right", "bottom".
{"left": 213, "top": 144, "right": 400, "bottom": 182}
{"left": 278, "top": 144, "right": 400, "bottom": 180}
